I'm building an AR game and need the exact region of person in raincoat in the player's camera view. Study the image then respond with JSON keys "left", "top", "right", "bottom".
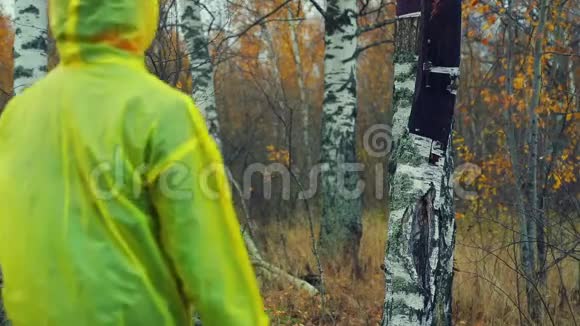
{"left": 0, "top": 0, "right": 269, "bottom": 325}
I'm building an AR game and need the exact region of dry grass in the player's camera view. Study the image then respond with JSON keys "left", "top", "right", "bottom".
{"left": 255, "top": 213, "right": 579, "bottom": 325}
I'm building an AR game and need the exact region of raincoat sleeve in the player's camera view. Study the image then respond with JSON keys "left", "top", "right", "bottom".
{"left": 145, "top": 96, "right": 269, "bottom": 326}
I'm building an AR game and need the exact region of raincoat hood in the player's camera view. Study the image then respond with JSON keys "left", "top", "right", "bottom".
{"left": 49, "top": 0, "right": 159, "bottom": 64}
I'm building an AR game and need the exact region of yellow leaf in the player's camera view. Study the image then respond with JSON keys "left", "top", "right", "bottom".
{"left": 514, "top": 77, "right": 525, "bottom": 89}
{"left": 552, "top": 175, "right": 562, "bottom": 190}
{"left": 486, "top": 15, "right": 497, "bottom": 25}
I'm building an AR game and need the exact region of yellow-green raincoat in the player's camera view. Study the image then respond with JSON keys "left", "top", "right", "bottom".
{"left": 0, "top": 0, "right": 268, "bottom": 325}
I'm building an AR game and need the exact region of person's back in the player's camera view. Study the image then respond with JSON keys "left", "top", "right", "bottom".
{"left": 0, "top": 1, "right": 268, "bottom": 325}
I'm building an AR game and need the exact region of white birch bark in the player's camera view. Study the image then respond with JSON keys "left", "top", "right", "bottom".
{"left": 382, "top": 13, "right": 458, "bottom": 325}
{"left": 178, "top": 0, "right": 220, "bottom": 141}
{"left": 319, "top": 0, "right": 363, "bottom": 259}
{"left": 13, "top": 0, "right": 48, "bottom": 94}
{"left": 382, "top": 48, "right": 441, "bottom": 324}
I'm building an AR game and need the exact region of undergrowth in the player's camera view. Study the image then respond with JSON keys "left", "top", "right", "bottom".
{"left": 256, "top": 212, "right": 579, "bottom": 325}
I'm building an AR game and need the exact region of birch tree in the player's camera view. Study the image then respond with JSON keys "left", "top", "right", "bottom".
{"left": 13, "top": 0, "right": 48, "bottom": 94}
{"left": 498, "top": 0, "right": 550, "bottom": 321}
{"left": 500, "top": 0, "right": 542, "bottom": 320}
{"left": 318, "top": 0, "right": 363, "bottom": 263}
{"left": 524, "top": 0, "right": 549, "bottom": 321}
{"left": 286, "top": 7, "right": 311, "bottom": 170}
{"left": 177, "top": 0, "right": 220, "bottom": 141}
{"left": 177, "top": 0, "right": 318, "bottom": 296}
{"left": 260, "top": 20, "right": 288, "bottom": 146}
{"left": 381, "top": 0, "right": 461, "bottom": 324}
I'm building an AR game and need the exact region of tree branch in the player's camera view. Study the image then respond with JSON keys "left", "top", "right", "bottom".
{"left": 215, "top": 0, "right": 294, "bottom": 54}
{"left": 354, "top": 38, "right": 394, "bottom": 57}
{"left": 358, "top": 18, "right": 396, "bottom": 35}
{"left": 543, "top": 50, "right": 580, "bottom": 58}
{"left": 308, "top": 0, "right": 327, "bottom": 19}
{"left": 357, "top": 1, "right": 396, "bottom": 17}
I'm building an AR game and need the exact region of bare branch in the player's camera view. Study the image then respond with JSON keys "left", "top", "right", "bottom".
{"left": 358, "top": 18, "right": 396, "bottom": 35}
{"left": 308, "top": 0, "right": 327, "bottom": 19}
{"left": 357, "top": 1, "right": 395, "bottom": 17}
{"left": 214, "top": 0, "right": 294, "bottom": 54}
{"left": 543, "top": 50, "right": 580, "bottom": 58}
{"left": 354, "top": 38, "right": 394, "bottom": 57}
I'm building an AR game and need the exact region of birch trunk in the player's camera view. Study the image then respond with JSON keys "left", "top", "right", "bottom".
{"left": 382, "top": 0, "right": 460, "bottom": 323}
{"left": 259, "top": 21, "right": 288, "bottom": 147}
{"left": 319, "top": 0, "right": 363, "bottom": 262}
{"left": 500, "top": 0, "right": 548, "bottom": 321}
{"left": 502, "top": 5, "right": 538, "bottom": 322}
{"left": 13, "top": 0, "right": 48, "bottom": 94}
{"left": 527, "top": 0, "right": 549, "bottom": 321}
{"left": 178, "top": 0, "right": 220, "bottom": 142}
{"left": 177, "top": 0, "right": 318, "bottom": 296}
{"left": 287, "top": 8, "right": 311, "bottom": 170}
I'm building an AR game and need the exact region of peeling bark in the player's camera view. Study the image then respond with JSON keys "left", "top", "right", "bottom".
{"left": 319, "top": 0, "right": 363, "bottom": 262}
{"left": 382, "top": 23, "right": 425, "bottom": 325}
{"left": 13, "top": 0, "right": 48, "bottom": 94}
{"left": 382, "top": 0, "right": 460, "bottom": 324}
{"left": 383, "top": 133, "right": 452, "bottom": 326}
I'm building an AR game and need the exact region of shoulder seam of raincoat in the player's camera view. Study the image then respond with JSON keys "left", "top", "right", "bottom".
{"left": 145, "top": 138, "right": 200, "bottom": 185}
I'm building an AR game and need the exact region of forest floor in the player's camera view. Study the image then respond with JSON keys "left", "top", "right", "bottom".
{"left": 255, "top": 212, "right": 580, "bottom": 325}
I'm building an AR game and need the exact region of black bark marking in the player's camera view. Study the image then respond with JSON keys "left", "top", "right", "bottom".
{"left": 14, "top": 66, "right": 34, "bottom": 79}
{"left": 22, "top": 35, "right": 47, "bottom": 52}
{"left": 19, "top": 5, "right": 39, "bottom": 15}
